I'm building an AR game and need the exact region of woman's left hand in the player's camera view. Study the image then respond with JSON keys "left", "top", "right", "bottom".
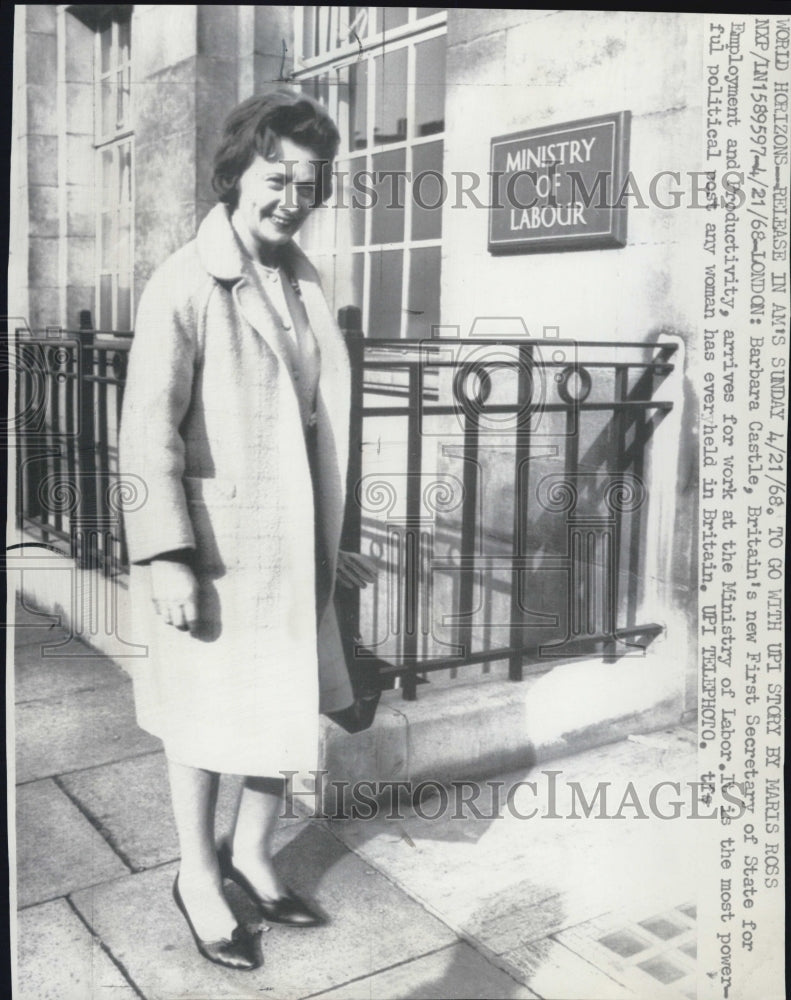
{"left": 336, "top": 550, "right": 378, "bottom": 589}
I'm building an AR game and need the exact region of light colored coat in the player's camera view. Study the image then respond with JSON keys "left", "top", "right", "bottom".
{"left": 119, "top": 203, "right": 353, "bottom": 776}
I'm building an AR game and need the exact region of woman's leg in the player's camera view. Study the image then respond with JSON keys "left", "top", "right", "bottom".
{"left": 229, "top": 776, "right": 287, "bottom": 900}
{"left": 167, "top": 758, "right": 238, "bottom": 939}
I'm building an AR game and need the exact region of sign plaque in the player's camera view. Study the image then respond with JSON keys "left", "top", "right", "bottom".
{"left": 489, "top": 111, "right": 631, "bottom": 254}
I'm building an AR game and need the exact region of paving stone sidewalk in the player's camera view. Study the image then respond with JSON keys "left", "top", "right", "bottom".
{"left": 11, "top": 596, "right": 698, "bottom": 1000}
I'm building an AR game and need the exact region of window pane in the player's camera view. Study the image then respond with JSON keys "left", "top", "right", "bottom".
{"left": 302, "top": 7, "right": 317, "bottom": 58}
{"left": 307, "top": 72, "right": 330, "bottom": 109}
{"left": 352, "top": 252, "right": 364, "bottom": 311}
{"left": 118, "top": 214, "right": 131, "bottom": 272}
{"left": 299, "top": 201, "right": 326, "bottom": 250}
{"left": 100, "top": 212, "right": 115, "bottom": 268}
{"left": 411, "top": 140, "right": 443, "bottom": 240}
{"left": 117, "top": 283, "right": 131, "bottom": 331}
{"left": 99, "top": 274, "right": 113, "bottom": 330}
{"left": 349, "top": 60, "right": 368, "bottom": 150}
{"left": 118, "top": 237, "right": 132, "bottom": 293}
{"left": 118, "top": 16, "right": 130, "bottom": 62}
{"left": 336, "top": 252, "right": 364, "bottom": 315}
{"left": 368, "top": 249, "right": 403, "bottom": 338}
{"left": 119, "top": 142, "right": 132, "bottom": 203}
{"left": 415, "top": 35, "right": 446, "bottom": 137}
{"left": 406, "top": 246, "right": 440, "bottom": 338}
{"left": 101, "top": 148, "right": 114, "bottom": 205}
{"left": 336, "top": 65, "right": 351, "bottom": 150}
{"left": 381, "top": 7, "right": 409, "bottom": 31}
{"left": 100, "top": 22, "right": 112, "bottom": 74}
{"left": 348, "top": 158, "right": 368, "bottom": 247}
{"left": 310, "top": 253, "right": 336, "bottom": 305}
{"left": 347, "top": 6, "right": 370, "bottom": 42}
{"left": 307, "top": 202, "right": 336, "bottom": 250}
{"left": 317, "top": 7, "right": 332, "bottom": 55}
{"left": 118, "top": 66, "right": 131, "bottom": 128}
{"left": 299, "top": 205, "right": 319, "bottom": 248}
{"left": 101, "top": 78, "right": 114, "bottom": 136}
{"left": 115, "top": 70, "right": 126, "bottom": 130}
{"left": 372, "top": 148, "right": 406, "bottom": 244}
{"left": 373, "top": 48, "right": 407, "bottom": 145}
{"left": 416, "top": 8, "right": 445, "bottom": 18}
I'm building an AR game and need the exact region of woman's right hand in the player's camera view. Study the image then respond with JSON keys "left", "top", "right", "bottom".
{"left": 150, "top": 557, "right": 199, "bottom": 632}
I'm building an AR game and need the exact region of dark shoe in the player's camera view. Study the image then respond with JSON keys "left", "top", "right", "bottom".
{"left": 217, "top": 841, "right": 324, "bottom": 927}
{"left": 172, "top": 873, "right": 261, "bottom": 970}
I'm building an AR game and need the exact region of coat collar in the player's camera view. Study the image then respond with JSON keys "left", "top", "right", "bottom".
{"left": 195, "top": 203, "right": 330, "bottom": 373}
{"left": 196, "top": 203, "right": 247, "bottom": 281}
{"left": 195, "top": 202, "right": 318, "bottom": 286}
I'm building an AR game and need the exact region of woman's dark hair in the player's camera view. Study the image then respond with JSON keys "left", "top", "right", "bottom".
{"left": 212, "top": 89, "right": 340, "bottom": 209}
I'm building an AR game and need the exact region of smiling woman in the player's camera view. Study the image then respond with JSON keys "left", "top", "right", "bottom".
{"left": 213, "top": 94, "right": 340, "bottom": 251}
{"left": 232, "top": 143, "right": 319, "bottom": 250}
{"left": 118, "top": 90, "right": 376, "bottom": 973}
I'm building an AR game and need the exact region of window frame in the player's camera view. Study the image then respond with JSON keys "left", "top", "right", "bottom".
{"left": 292, "top": 7, "right": 447, "bottom": 340}
{"left": 93, "top": 9, "right": 134, "bottom": 333}
{"left": 294, "top": 7, "right": 447, "bottom": 73}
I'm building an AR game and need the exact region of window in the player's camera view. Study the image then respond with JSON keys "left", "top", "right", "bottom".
{"left": 293, "top": 7, "right": 447, "bottom": 339}
{"left": 94, "top": 9, "right": 133, "bottom": 331}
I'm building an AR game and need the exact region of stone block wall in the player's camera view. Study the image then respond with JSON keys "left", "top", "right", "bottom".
{"left": 10, "top": 5, "right": 296, "bottom": 328}
{"left": 133, "top": 4, "right": 295, "bottom": 294}
{"left": 440, "top": 9, "right": 703, "bottom": 713}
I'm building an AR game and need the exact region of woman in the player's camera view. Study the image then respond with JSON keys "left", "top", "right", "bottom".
{"left": 120, "top": 90, "right": 375, "bottom": 971}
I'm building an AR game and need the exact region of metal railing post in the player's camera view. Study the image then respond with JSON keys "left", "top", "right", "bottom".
{"left": 401, "top": 365, "right": 423, "bottom": 701}
{"left": 509, "top": 344, "right": 534, "bottom": 681}
{"left": 76, "top": 328, "right": 99, "bottom": 570}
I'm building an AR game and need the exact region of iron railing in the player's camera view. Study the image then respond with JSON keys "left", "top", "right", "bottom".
{"left": 15, "top": 315, "right": 677, "bottom": 700}
{"left": 337, "top": 309, "right": 677, "bottom": 698}
{"left": 15, "top": 327, "right": 132, "bottom": 579}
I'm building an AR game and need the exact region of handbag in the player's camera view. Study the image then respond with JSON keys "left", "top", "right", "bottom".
{"left": 325, "top": 586, "right": 382, "bottom": 734}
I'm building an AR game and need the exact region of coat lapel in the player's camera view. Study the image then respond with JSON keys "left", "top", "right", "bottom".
{"left": 196, "top": 204, "right": 293, "bottom": 371}
{"left": 196, "top": 205, "right": 351, "bottom": 581}
{"left": 232, "top": 277, "right": 294, "bottom": 372}
{"left": 284, "top": 242, "right": 351, "bottom": 556}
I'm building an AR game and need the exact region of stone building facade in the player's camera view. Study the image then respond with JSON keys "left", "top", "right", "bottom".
{"left": 10, "top": 6, "right": 701, "bottom": 746}
{"left": 11, "top": 3, "right": 293, "bottom": 331}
